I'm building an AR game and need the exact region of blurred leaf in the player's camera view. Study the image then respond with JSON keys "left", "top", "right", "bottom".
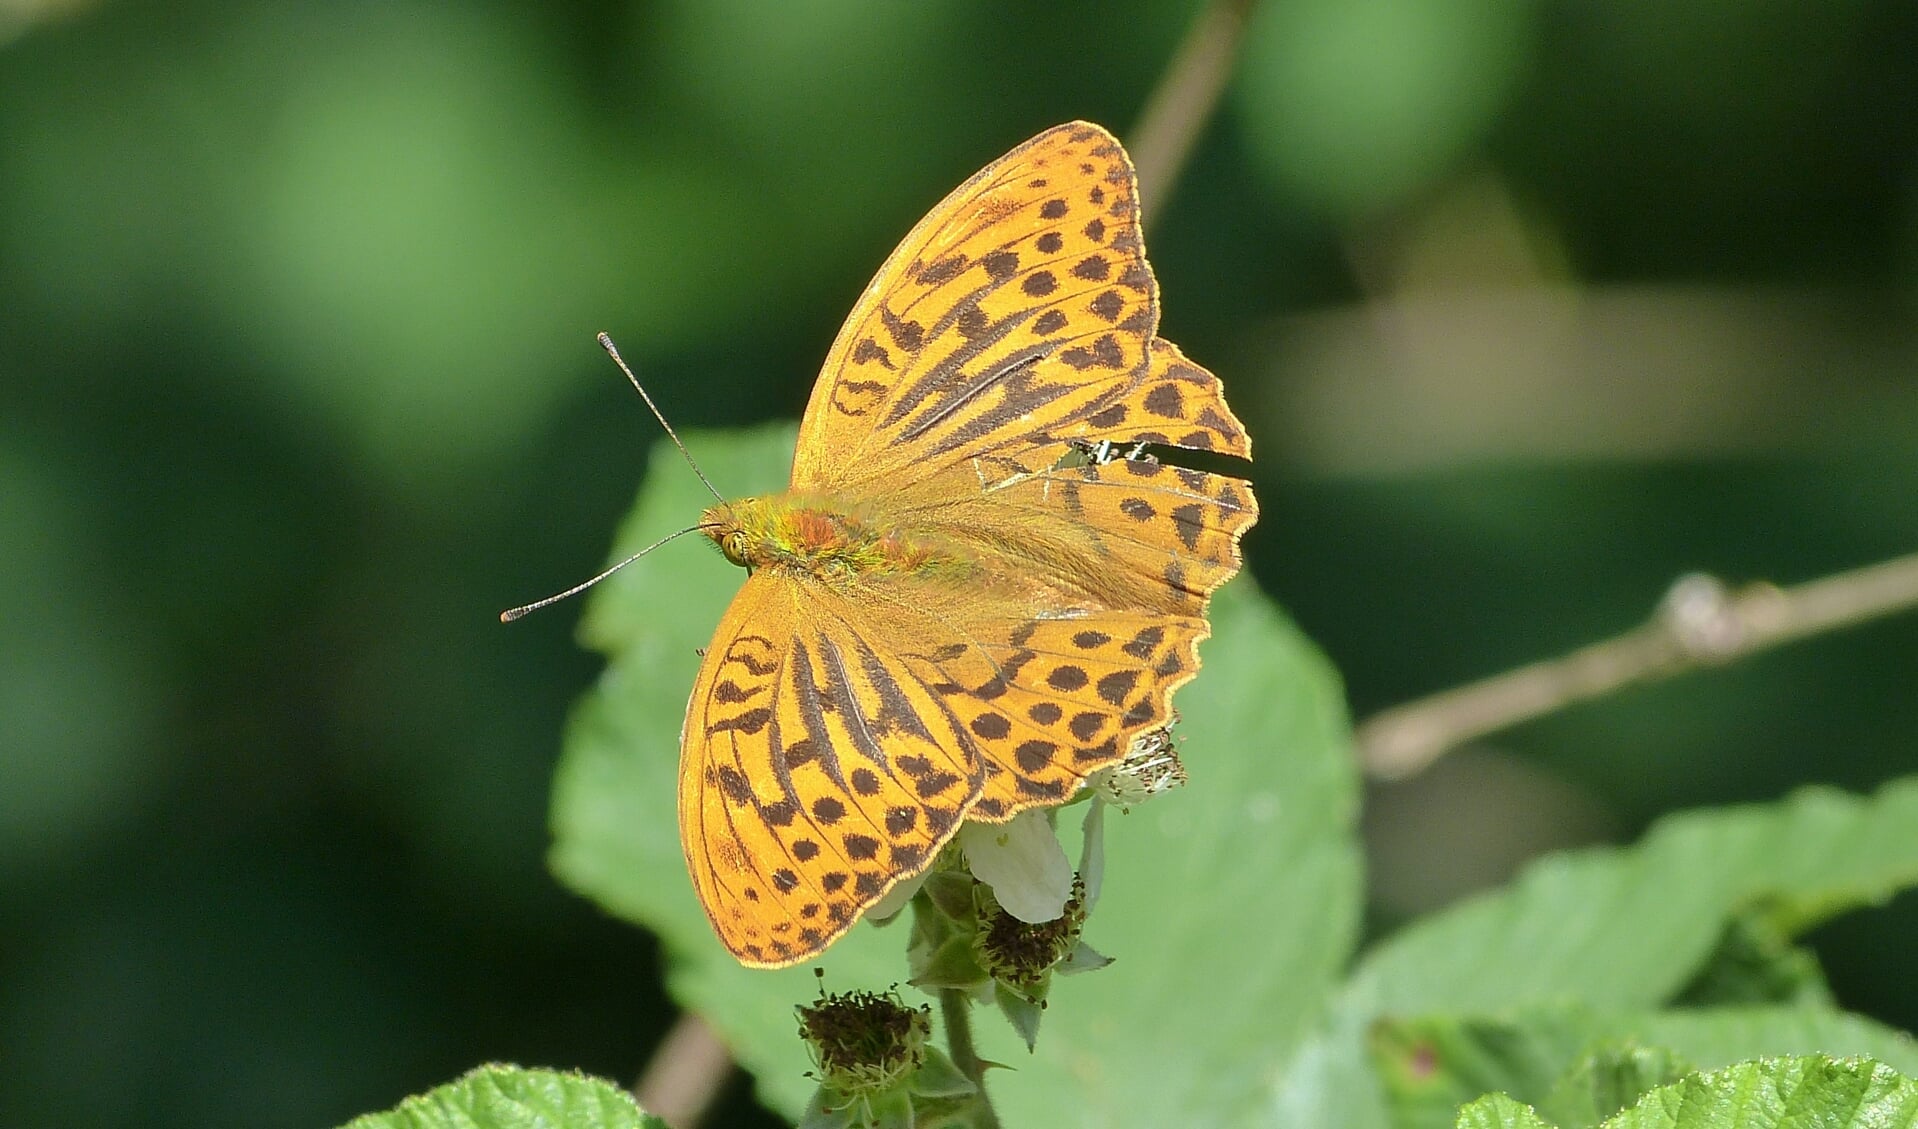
{"left": 341, "top": 1065, "right": 662, "bottom": 1129}
{"left": 1374, "top": 1003, "right": 1918, "bottom": 1129}
{"left": 551, "top": 425, "right": 1363, "bottom": 1123}
{"left": 1236, "top": 0, "right": 1536, "bottom": 215}
{"left": 1351, "top": 778, "right": 1918, "bottom": 1018}
{"left": 1670, "top": 906, "right": 1833, "bottom": 1008}
{"left": 1632, "top": 1007, "right": 1918, "bottom": 1078}
{"left": 230, "top": 6, "right": 661, "bottom": 489}
{"left": 1374, "top": 1008, "right": 1605, "bottom": 1129}
{"left": 1272, "top": 778, "right": 1918, "bottom": 1126}
{"left": 0, "top": 436, "right": 162, "bottom": 871}
{"left": 0, "top": 3, "right": 762, "bottom": 496}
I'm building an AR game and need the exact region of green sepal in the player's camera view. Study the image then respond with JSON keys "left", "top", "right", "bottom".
{"left": 1058, "top": 940, "right": 1113, "bottom": 976}
{"left": 908, "top": 1047, "right": 977, "bottom": 1099}
{"left": 922, "top": 871, "right": 979, "bottom": 925}
{"left": 797, "top": 1090, "right": 860, "bottom": 1129}
{"left": 906, "top": 892, "right": 957, "bottom": 984}
{"left": 864, "top": 1088, "right": 915, "bottom": 1129}
{"left": 996, "top": 985, "right": 1045, "bottom": 1052}
{"left": 909, "top": 935, "right": 990, "bottom": 991}
{"left": 799, "top": 1087, "right": 921, "bottom": 1129}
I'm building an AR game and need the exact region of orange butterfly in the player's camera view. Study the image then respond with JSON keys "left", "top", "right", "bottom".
{"left": 684, "top": 122, "right": 1256, "bottom": 967}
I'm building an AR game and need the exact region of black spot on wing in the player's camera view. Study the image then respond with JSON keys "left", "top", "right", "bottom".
{"left": 851, "top": 338, "right": 895, "bottom": 370}
{"left": 1170, "top": 503, "right": 1205, "bottom": 551}
{"left": 918, "top": 255, "right": 967, "bottom": 286}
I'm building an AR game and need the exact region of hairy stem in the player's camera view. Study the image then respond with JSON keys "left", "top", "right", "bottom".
{"left": 941, "top": 987, "right": 1002, "bottom": 1129}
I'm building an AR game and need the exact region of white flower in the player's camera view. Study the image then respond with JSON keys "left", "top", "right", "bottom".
{"left": 865, "top": 871, "right": 928, "bottom": 923}
{"left": 959, "top": 809, "right": 1073, "bottom": 924}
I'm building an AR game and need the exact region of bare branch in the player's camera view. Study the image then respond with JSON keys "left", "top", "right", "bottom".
{"left": 634, "top": 1011, "right": 734, "bottom": 1129}
{"left": 1130, "top": 0, "right": 1258, "bottom": 228}
{"left": 1358, "top": 552, "right": 1918, "bottom": 779}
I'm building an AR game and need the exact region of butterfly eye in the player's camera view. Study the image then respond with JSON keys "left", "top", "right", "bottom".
{"left": 721, "top": 532, "right": 750, "bottom": 568}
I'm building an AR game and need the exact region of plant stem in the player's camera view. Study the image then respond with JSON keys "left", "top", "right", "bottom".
{"left": 940, "top": 987, "right": 1002, "bottom": 1129}
{"left": 633, "top": 1010, "right": 732, "bottom": 1129}
{"left": 1358, "top": 552, "right": 1918, "bottom": 779}
{"left": 1129, "top": 0, "right": 1258, "bottom": 228}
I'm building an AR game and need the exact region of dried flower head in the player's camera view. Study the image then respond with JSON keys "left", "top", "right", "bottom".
{"left": 797, "top": 988, "right": 930, "bottom": 1095}
{"left": 974, "top": 877, "right": 1087, "bottom": 996}
{"left": 1090, "top": 719, "right": 1188, "bottom": 809}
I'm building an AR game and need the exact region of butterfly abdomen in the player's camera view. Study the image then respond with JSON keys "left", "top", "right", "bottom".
{"left": 703, "top": 494, "right": 974, "bottom": 583}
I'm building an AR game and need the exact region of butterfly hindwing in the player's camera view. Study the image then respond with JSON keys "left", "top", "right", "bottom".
{"left": 882, "top": 601, "right": 1216, "bottom": 820}
{"left": 681, "top": 573, "right": 982, "bottom": 967}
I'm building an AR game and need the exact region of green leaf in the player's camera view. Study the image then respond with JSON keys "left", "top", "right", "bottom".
{"left": 549, "top": 426, "right": 1365, "bottom": 1123}
{"left": 1670, "top": 905, "right": 1832, "bottom": 1008}
{"left": 1274, "top": 778, "right": 1918, "bottom": 1128}
{"left": 1373, "top": 1003, "right": 1918, "bottom": 1129}
{"left": 1373, "top": 1008, "right": 1600, "bottom": 1129}
{"left": 1352, "top": 778, "right": 1918, "bottom": 1018}
{"left": 1633, "top": 1007, "right": 1918, "bottom": 1077}
{"left": 1605, "top": 1056, "right": 1918, "bottom": 1129}
{"left": 1539, "top": 1042, "right": 1693, "bottom": 1129}
{"left": 340, "top": 1064, "right": 662, "bottom": 1129}
{"left": 1455, "top": 1093, "right": 1552, "bottom": 1129}
{"left": 1457, "top": 1057, "right": 1918, "bottom": 1129}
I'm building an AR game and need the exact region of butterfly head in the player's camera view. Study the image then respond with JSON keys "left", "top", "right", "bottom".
{"left": 700, "top": 495, "right": 810, "bottom": 571}
{"left": 700, "top": 494, "right": 964, "bottom": 581}
{"left": 698, "top": 500, "right": 756, "bottom": 569}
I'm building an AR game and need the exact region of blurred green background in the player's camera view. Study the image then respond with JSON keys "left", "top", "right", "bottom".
{"left": 2, "top": 1, "right": 1915, "bottom": 1126}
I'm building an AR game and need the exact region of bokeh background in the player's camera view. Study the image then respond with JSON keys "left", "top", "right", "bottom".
{"left": 3, "top": 1, "right": 1915, "bottom": 1126}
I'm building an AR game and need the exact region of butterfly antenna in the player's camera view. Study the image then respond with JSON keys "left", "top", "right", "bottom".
{"left": 499, "top": 525, "right": 706, "bottom": 623}
{"left": 598, "top": 332, "right": 726, "bottom": 504}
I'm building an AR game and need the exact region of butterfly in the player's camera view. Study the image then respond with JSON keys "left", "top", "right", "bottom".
{"left": 683, "top": 121, "right": 1257, "bottom": 967}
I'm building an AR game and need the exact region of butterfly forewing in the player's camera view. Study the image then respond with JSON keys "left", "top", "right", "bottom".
{"left": 1101, "top": 338, "right": 1253, "bottom": 459}
{"left": 792, "top": 121, "right": 1160, "bottom": 491}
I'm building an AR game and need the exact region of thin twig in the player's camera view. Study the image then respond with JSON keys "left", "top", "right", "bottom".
{"left": 634, "top": 1011, "right": 734, "bottom": 1129}
{"left": 1358, "top": 552, "right": 1918, "bottom": 780}
{"left": 940, "top": 987, "right": 1002, "bottom": 1129}
{"left": 1130, "top": 0, "right": 1258, "bottom": 228}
